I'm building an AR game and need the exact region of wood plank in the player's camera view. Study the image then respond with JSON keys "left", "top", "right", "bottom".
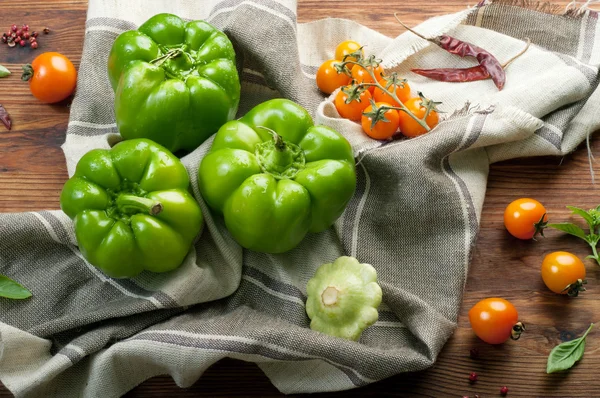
{"left": 4, "top": 1, "right": 600, "bottom": 397}
{"left": 0, "top": 1, "right": 86, "bottom": 215}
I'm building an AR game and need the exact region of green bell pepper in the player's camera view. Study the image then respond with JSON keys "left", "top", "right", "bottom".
{"left": 60, "top": 139, "right": 203, "bottom": 279}
{"left": 198, "top": 98, "right": 356, "bottom": 253}
{"left": 306, "top": 256, "right": 382, "bottom": 341}
{"left": 108, "top": 13, "right": 241, "bottom": 153}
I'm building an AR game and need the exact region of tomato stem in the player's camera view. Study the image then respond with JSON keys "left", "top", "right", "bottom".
{"left": 533, "top": 213, "right": 548, "bottom": 239}
{"left": 562, "top": 278, "right": 587, "bottom": 297}
{"left": 20, "top": 64, "right": 34, "bottom": 81}
{"left": 510, "top": 321, "right": 525, "bottom": 341}
{"left": 337, "top": 59, "right": 432, "bottom": 132}
{"left": 419, "top": 92, "right": 435, "bottom": 125}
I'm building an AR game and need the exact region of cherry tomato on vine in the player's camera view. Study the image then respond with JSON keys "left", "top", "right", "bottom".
{"left": 541, "top": 251, "right": 587, "bottom": 296}
{"left": 335, "top": 40, "right": 363, "bottom": 62}
{"left": 468, "top": 298, "right": 524, "bottom": 345}
{"left": 350, "top": 64, "right": 384, "bottom": 91}
{"left": 21, "top": 52, "right": 77, "bottom": 104}
{"left": 334, "top": 86, "right": 372, "bottom": 121}
{"left": 361, "top": 102, "right": 399, "bottom": 140}
{"left": 373, "top": 79, "right": 411, "bottom": 105}
{"left": 316, "top": 59, "right": 350, "bottom": 95}
{"left": 504, "top": 198, "right": 548, "bottom": 240}
{"left": 398, "top": 97, "right": 439, "bottom": 138}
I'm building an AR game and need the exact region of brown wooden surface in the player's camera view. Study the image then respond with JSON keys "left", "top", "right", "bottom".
{"left": 2, "top": 0, "right": 599, "bottom": 397}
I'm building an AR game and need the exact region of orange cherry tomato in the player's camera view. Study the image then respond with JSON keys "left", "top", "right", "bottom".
{"left": 469, "top": 298, "right": 523, "bottom": 345}
{"left": 334, "top": 86, "right": 372, "bottom": 121}
{"left": 398, "top": 97, "right": 439, "bottom": 138}
{"left": 316, "top": 59, "right": 351, "bottom": 95}
{"left": 361, "top": 102, "right": 399, "bottom": 140}
{"left": 24, "top": 52, "right": 77, "bottom": 104}
{"left": 541, "top": 251, "right": 587, "bottom": 296}
{"left": 350, "top": 64, "right": 384, "bottom": 92}
{"left": 504, "top": 198, "right": 548, "bottom": 240}
{"left": 335, "top": 40, "right": 363, "bottom": 62}
{"left": 373, "top": 79, "right": 411, "bottom": 105}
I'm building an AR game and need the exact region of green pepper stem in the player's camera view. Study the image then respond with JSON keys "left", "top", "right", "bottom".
{"left": 150, "top": 48, "right": 183, "bottom": 67}
{"left": 263, "top": 142, "right": 294, "bottom": 169}
{"left": 116, "top": 194, "right": 163, "bottom": 215}
{"left": 257, "top": 126, "right": 286, "bottom": 151}
{"left": 254, "top": 126, "right": 306, "bottom": 180}
{"left": 273, "top": 133, "right": 286, "bottom": 151}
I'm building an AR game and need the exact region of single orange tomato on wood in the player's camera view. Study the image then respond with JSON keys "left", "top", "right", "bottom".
{"left": 504, "top": 198, "right": 548, "bottom": 240}
{"left": 469, "top": 298, "right": 524, "bottom": 345}
{"left": 541, "top": 251, "right": 587, "bottom": 296}
{"left": 22, "top": 52, "right": 77, "bottom": 104}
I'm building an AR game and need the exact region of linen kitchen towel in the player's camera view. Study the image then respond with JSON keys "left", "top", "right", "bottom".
{"left": 1, "top": 0, "right": 599, "bottom": 396}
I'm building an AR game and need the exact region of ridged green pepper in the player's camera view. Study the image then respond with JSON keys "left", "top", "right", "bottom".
{"left": 198, "top": 99, "right": 356, "bottom": 253}
{"left": 60, "top": 139, "right": 203, "bottom": 278}
{"left": 306, "top": 256, "right": 382, "bottom": 341}
{"left": 108, "top": 13, "right": 240, "bottom": 153}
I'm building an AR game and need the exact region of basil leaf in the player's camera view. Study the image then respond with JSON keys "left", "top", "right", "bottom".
{"left": 567, "top": 206, "right": 595, "bottom": 230}
{"left": 0, "top": 275, "right": 32, "bottom": 299}
{"left": 548, "top": 222, "right": 587, "bottom": 240}
{"left": 547, "top": 323, "right": 593, "bottom": 373}
{"left": 0, "top": 65, "right": 10, "bottom": 78}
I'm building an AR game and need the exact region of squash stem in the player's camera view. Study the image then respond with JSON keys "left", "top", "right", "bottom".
{"left": 321, "top": 286, "right": 340, "bottom": 306}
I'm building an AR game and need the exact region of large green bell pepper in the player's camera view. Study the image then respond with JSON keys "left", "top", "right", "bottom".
{"left": 198, "top": 99, "right": 356, "bottom": 253}
{"left": 108, "top": 13, "right": 241, "bottom": 153}
{"left": 60, "top": 139, "right": 203, "bottom": 278}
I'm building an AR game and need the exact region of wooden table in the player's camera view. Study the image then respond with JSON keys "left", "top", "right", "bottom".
{"left": 2, "top": 0, "right": 599, "bottom": 397}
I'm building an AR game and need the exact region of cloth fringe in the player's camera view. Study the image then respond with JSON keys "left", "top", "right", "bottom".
{"left": 448, "top": 102, "right": 496, "bottom": 119}
{"left": 477, "top": 0, "right": 600, "bottom": 17}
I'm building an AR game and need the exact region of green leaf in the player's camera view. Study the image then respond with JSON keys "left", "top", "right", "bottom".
{"left": 0, "top": 65, "right": 10, "bottom": 78}
{"left": 548, "top": 222, "right": 587, "bottom": 240}
{"left": 567, "top": 206, "right": 595, "bottom": 230}
{"left": 547, "top": 323, "right": 593, "bottom": 373}
{"left": 0, "top": 275, "right": 32, "bottom": 299}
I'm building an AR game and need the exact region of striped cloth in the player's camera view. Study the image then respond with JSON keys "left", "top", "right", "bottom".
{"left": 1, "top": 0, "right": 599, "bottom": 396}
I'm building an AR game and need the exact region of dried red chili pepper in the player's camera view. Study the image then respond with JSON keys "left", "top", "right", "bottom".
{"left": 0, "top": 104, "right": 11, "bottom": 130}
{"left": 411, "top": 39, "right": 531, "bottom": 86}
{"left": 411, "top": 65, "right": 490, "bottom": 83}
{"left": 395, "top": 14, "right": 506, "bottom": 90}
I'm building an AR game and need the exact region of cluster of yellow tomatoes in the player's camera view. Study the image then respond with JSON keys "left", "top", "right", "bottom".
{"left": 316, "top": 40, "right": 439, "bottom": 140}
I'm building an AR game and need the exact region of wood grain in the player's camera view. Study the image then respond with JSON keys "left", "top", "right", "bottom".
{"left": 2, "top": 0, "right": 600, "bottom": 397}
{"left": 0, "top": 1, "right": 86, "bottom": 213}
